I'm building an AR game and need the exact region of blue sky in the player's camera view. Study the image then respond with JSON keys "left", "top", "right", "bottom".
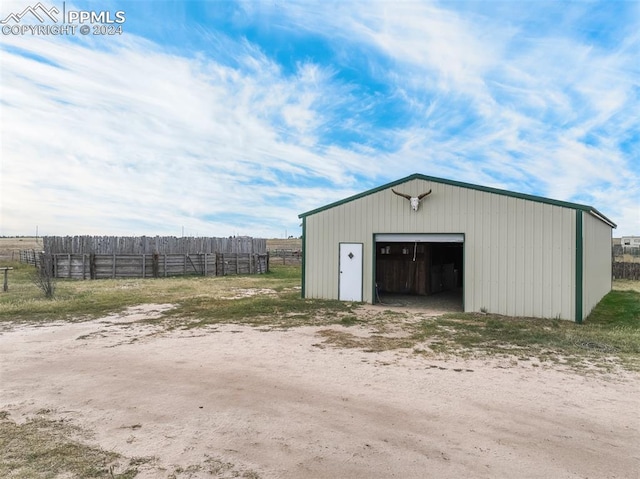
{"left": 1, "top": 0, "right": 638, "bottom": 238}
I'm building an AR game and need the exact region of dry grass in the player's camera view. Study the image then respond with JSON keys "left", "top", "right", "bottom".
{"left": 315, "top": 307, "right": 640, "bottom": 373}
{"left": 0, "top": 266, "right": 637, "bottom": 476}
{"left": 316, "top": 328, "right": 416, "bottom": 352}
{"left": 167, "top": 456, "right": 261, "bottom": 479}
{"left": 313, "top": 282, "right": 640, "bottom": 372}
{"left": 0, "top": 410, "right": 142, "bottom": 478}
{"left": 613, "top": 279, "right": 640, "bottom": 293}
{"left": 0, "top": 409, "right": 259, "bottom": 479}
{"left": 0, "top": 263, "right": 359, "bottom": 351}
{"left": 2, "top": 262, "right": 638, "bottom": 373}
{"left": 0, "top": 263, "right": 311, "bottom": 324}
{"left": 266, "top": 238, "right": 301, "bottom": 250}
{"left": 613, "top": 253, "right": 640, "bottom": 263}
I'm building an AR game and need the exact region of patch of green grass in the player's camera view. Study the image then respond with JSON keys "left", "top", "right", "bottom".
{"left": 0, "top": 263, "right": 305, "bottom": 324}
{"left": 339, "top": 315, "right": 361, "bottom": 326}
{"left": 0, "top": 412, "right": 141, "bottom": 478}
{"left": 413, "top": 315, "right": 563, "bottom": 354}
{"left": 314, "top": 287, "right": 640, "bottom": 371}
{"left": 586, "top": 289, "right": 640, "bottom": 328}
{"left": 0, "top": 263, "right": 361, "bottom": 330}
{"left": 407, "top": 288, "right": 640, "bottom": 370}
{"left": 2, "top": 263, "right": 638, "bottom": 371}
{"left": 261, "top": 264, "right": 302, "bottom": 282}
{"left": 166, "top": 291, "right": 355, "bottom": 329}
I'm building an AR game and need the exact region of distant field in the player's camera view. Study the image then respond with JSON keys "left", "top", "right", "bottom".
{"left": 614, "top": 253, "right": 640, "bottom": 263}
{"left": 266, "top": 238, "right": 301, "bottom": 251}
{"left": 0, "top": 237, "right": 42, "bottom": 262}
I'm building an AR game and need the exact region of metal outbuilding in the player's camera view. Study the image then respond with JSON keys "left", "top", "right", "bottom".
{"left": 298, "top": 173, "right": 616, "bottom": 323}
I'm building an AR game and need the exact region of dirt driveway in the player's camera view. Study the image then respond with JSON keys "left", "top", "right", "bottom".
{"left": 1, "top": 304, "right": 638, "bottom": 478}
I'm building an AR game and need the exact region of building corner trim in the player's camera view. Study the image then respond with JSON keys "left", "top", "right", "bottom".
{"left": 575, "top": 210, "right": 583, "bottom": 324}
{"left": 300, "top": 217, "right": 306, "bottom": 298}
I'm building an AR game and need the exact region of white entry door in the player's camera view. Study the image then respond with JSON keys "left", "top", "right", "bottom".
{"left": 339, "top": 243, "right": 363, "bottom": 301}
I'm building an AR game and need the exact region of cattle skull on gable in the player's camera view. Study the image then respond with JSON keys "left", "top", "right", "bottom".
{"left": 392, "top": 188, "right": 432, "bottom": 211}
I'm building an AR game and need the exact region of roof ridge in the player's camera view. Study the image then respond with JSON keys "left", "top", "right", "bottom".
{"left": 298, "top": 173, "right": 616, "bottom": 228}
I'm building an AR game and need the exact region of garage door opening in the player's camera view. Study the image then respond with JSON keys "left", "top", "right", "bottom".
{"left": 374, "top": 234, "right": 463, "bottom": 311}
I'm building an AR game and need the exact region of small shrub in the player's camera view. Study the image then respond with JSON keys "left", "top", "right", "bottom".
{"left": 340, "top": 315, "right": 360, "bottom": 326}
{"left": 32, "top": 254, "right": 56, "bottom": 299}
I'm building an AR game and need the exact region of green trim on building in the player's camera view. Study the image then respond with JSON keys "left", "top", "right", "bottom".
{"left": 300, "top": 216, "right": 306, "bottom": 298}
{"left": 298, "top": 173, "right": 616, "bottom": 229}
{"left": 575, "top": 210, "right": 584, "bottom": 324}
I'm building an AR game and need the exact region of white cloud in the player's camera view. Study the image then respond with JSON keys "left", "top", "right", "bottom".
{"left": 1, "top": 0, "right": 638, "bottom": 237}
{"left": 278, "top": 1, "right": 639, "bottom": 234}
{"left": 0, "top": 31, "right": 377, "bottom": 237}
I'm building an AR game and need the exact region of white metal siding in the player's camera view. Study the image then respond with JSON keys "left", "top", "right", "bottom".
{"left": 304, "top": 178, "right": 578, "bottom": 319}
{"left": 583, "top": 212, "right": 612, "bottom": 320}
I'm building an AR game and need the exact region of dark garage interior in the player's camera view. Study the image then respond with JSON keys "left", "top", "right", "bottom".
{"left": 375, "top": 241, "right": 463, "bottom": 309}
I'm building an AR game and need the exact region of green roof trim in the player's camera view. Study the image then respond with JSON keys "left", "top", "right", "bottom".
{"left": 298, "top": 173, "right": 616, "bottom": 228}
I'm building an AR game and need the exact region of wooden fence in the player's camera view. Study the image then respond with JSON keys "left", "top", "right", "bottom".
{"left": 43, "top": 235, "right": 266, "bottom": 255}
{"left": 33, "top": 236, "right": 269, "bottom": 280}
{"left": 267, "top": 249, "right": 302, "bottom": 265}
{"left": 612, "top": 262, "right": 640, "bottom": 281}
{"left": 20, "top": 250, "right": 42, "bottom": 267}
{"left": 50, "top": 252, "right": 269, "bottom": 279}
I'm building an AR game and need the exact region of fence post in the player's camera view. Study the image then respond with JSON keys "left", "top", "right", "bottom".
{"left": 3, "top": 267, "right": 9, "bottom": 292}
{"left": 112, "top": 253, "right": 116, "bottom": 279}
{"left": 90, "top": 254, "right": 96, "bottom": 279}
{"left": 152, "top": 253, "right": 159, "bottom": 278}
